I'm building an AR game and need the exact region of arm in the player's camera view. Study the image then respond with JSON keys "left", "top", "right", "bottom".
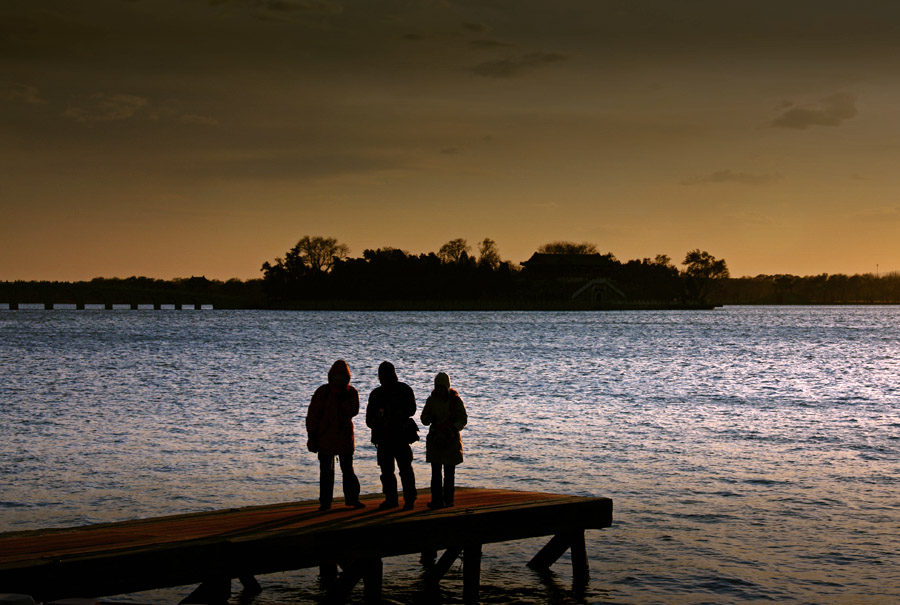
{"left": 306, "top": 386, "right": 325, "bottom": 435}
{"left": 420, "top": 398, "right": 433, "bottom": 426}
{"left": 452, "top": 397, "right": 468, "bottom": 431}
{"left": 365, "top": 388, "right": 382, "bottom": 429}
{"left": 403, "top": 383, "right": 417, "bottom": 418}
{"left": 342, "top": 386, "right": 360, "bottom": 419}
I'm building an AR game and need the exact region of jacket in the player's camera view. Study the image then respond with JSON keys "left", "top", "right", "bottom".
{"left": 366, "top": 380, "right": 416, "bottom": 446}
{"left": 306, "top": 362, "right": 359, "bottom": 456}
{"left": 421, "top": 389, "right": 467, "bottom": 465}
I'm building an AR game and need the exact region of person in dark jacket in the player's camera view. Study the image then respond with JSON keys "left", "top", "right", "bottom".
{"left": 306, "top": 359, "right": 365, "bottom": 511}
{"left": 421, "top": 372, "right": 467, "bottom": 509}
{"left": 366, "top": 361, "right": 418, "bottom": 510}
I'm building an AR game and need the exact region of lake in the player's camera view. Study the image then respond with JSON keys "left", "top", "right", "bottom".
{"left": 2, "top": 307, "right": 899, "bottom": 603}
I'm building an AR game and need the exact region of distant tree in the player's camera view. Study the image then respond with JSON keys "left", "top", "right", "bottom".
{"left": 477, "top": 238, "right": 502, "bottom": 270}
{"left": 287, "top": 235, "right": 349, "bottom": 273}
{"left": 438, "top": 238, "right": 471, "bottom": 264}
{"left": 537, "top": 241, "right": 598, "bottom": 255}
{"left": 682, "top": 249, "right": 730, "bottom": 304}
{"left": 261, "top": 235, "right": 349, "bottom": 298}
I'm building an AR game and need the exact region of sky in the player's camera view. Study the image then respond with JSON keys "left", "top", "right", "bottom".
{"left": 2, "top": 0, "right": 900, "bottom": 281}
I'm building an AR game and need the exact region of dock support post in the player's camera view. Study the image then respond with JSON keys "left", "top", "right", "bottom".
{"left": 179, "top": 573, "right": 231, "bottom": 603}
{"left": 527, "top": 529, "right": 590, "bottom": 583}
{"left": 363, "top": 557, "right": 383, "bottom": 603}
{"left": 428, "top": 546, "right": 463, "bottom": 583}
{"left": 570, "top": 529, "right": 589, "bottom": 585}
{"left": 327, "top": 557, "right": 382, "bottom": 604}
{"left": 239, "top": 575, "right": 262, "bottom": 594}
{"left": 320, "top": 561, "right": 338, "bottom": 586}
{"left": 463, "top": 543, "right": 482, "bottom": 604}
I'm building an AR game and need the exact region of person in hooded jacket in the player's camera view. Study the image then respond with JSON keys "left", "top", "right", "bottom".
{"left": 366, "top": 361, "right": 418, "bottom": 510}
{"left": 420, "top": 372, "right": 468, "bottom": 509}
{"left": 306, "top": 359, "right": 365, "bottom": 511}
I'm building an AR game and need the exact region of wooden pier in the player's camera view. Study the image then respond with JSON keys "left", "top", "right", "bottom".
{"left": 0, "top": 488, "right": 612, "bottom": 603}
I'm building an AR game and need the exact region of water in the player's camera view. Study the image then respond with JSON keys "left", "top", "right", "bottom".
{"left": 2, "top": 307, "right": 899, "bottom": 603}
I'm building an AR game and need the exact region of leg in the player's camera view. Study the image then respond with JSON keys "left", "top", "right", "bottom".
{"left": 429, "top": 462, "right": 444, "bottom": 508}
{"left": 377, "top": 446, "right": 399, "bottom": 507}
{"left": 444, "top": 464, "right": 456, "bottom": 506}
{"left": 318, "top": 454, "right": 335, "bottom": 510}
{"left": 338, "top": 453, "right": 363, "bottom": 507}
{"left": 396, "top": 443, "right": 416, "bottom": 508}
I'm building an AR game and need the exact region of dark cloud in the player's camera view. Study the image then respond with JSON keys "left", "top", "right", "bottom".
{"left": 772, "top": 93, "right": 858, "bottom": 129}
{"left": 462, "top": 21, "right": 490, "bottom": 33}
{"left": 185, "top": 151, "right": 409, "bottom": 181}
{"left": 263, "top": 0, "right": 341, "bottom": 13}
{"left": 468, "top": 52, "right": 567, "bottom": 78}
{"left": 0, "top": 81, "right": 45, "bottom": 105}
{"left": 682, "top": 170, "right": 782, "bottom": 186}
{"left": 210, "top": 0, "right": 341, "bottom": 11}
{"left": 63, "top": 93, "right": 149, "bottom": 123}
{"left": 469, "top": 38, "right": 514, "bottom": 49}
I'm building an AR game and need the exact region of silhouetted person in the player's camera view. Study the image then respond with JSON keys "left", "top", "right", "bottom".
{"left": 421, "top": 372, "right": 468, "bottom": 509}
{"left": 306, "top": 359, "right": 365, "bottom": 511}
{"left": 366, "top": 361, "right": 418, "bottom": 510}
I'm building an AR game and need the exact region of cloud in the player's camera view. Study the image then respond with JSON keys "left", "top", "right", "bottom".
{"left": 0, "top": 82, "right": 46, "bottom": 105}
{"left": 263, "top": 0, "right": 340, "bottom": 13}
{"left": 63, "top": 93, "right": 149, "bottom": 123}
{"left": 469, "top": 38, "right": 514, "bottom": 49}
{"left": 468, "top": 52, "right": 567, "bottom": 78}
{"left": 852, "top": 206, "right": 900, "bottom": 224}
{"left": 179, "top": 113, "right": 219, "bottom": 126}
{"left": 772, "top": 93, "right": 858, "bottom": 129}
{"left": 462, "top": 21, "right": 490, "bottom": 33}
{"left": 681, "top": 170, "right": 782, "bottom": 186}
{"left": 209, "top": 0, "right": 339, "bottom": 10}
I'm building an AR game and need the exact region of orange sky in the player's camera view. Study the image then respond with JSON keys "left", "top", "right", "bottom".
{"left": 2, "top": 1, "right": 899, "bottom": 281}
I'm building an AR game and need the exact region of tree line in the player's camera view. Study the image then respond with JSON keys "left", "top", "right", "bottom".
{"left": 258, "top": 235, "right": 729, "bottom": 308}
{"left": 2, "top": 236, "right": 896, "bottom": 308}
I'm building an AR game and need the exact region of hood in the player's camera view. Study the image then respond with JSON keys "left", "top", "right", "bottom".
{"left": 328, "top": 359, "right": 351, "bottom": 387}
{"left": 434, "top": 372, "right": 451, "bottom": 390}
{"left": 378, "top": 361, "right": 398, "bottom": 384}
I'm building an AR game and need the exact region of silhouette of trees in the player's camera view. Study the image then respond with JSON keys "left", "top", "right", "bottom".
{"left": 260, "top": 235, "right": 350, "bottom": 299}
{"left": 477, "top": 238, "right": 501, "bottom": 270}
{"left": 13, "top": 241, "right": 900, "bottom": 309}
{"left": 682, "top": 249, "right": 730, "bottom": 304}
{"left": 537, "top": 241, "right": 598, "bottom": 255}
{"left": 438, "top": 238, "right": 471, "bottom": 264}
{"left": 286, "top": 235, "right": 349, "bottom": 273}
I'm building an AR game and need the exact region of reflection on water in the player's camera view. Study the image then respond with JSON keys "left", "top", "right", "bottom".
{"left": 2, "top": 307, "right": 899, "bottom": 602}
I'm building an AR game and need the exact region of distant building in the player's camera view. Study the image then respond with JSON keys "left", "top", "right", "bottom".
{"left": 520, "top": 253, "right": 618, "bottom": 281}
{"left": 520, "top": 253, "right": 626, "bottom": 303}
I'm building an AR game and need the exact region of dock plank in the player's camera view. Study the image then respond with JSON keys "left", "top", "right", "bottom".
{"left": 0, "top": 488, "right": 612, "bottom": 601}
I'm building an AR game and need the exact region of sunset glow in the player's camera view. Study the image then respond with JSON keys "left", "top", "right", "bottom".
{"left": 3, "top": 1, "right": 899, "bottom": 281}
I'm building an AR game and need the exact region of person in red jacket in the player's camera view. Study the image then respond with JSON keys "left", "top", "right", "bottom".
{"left": 306, "top": 359, "right": 365, "bottom": 511}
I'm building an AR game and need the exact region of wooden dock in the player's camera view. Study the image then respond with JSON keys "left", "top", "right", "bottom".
{"left": 0, "top": 488, "right": 613, "bottom": 603}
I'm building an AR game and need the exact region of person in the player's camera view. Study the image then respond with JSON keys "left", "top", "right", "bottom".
{"left": 305, "top": 359, "right": 365, "bottom": 511}
{"left": 366, "top": 361, "right": 418, "bottom": 510}
{"left": 420, "top": 371, "right": 468, "bottom": 509}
